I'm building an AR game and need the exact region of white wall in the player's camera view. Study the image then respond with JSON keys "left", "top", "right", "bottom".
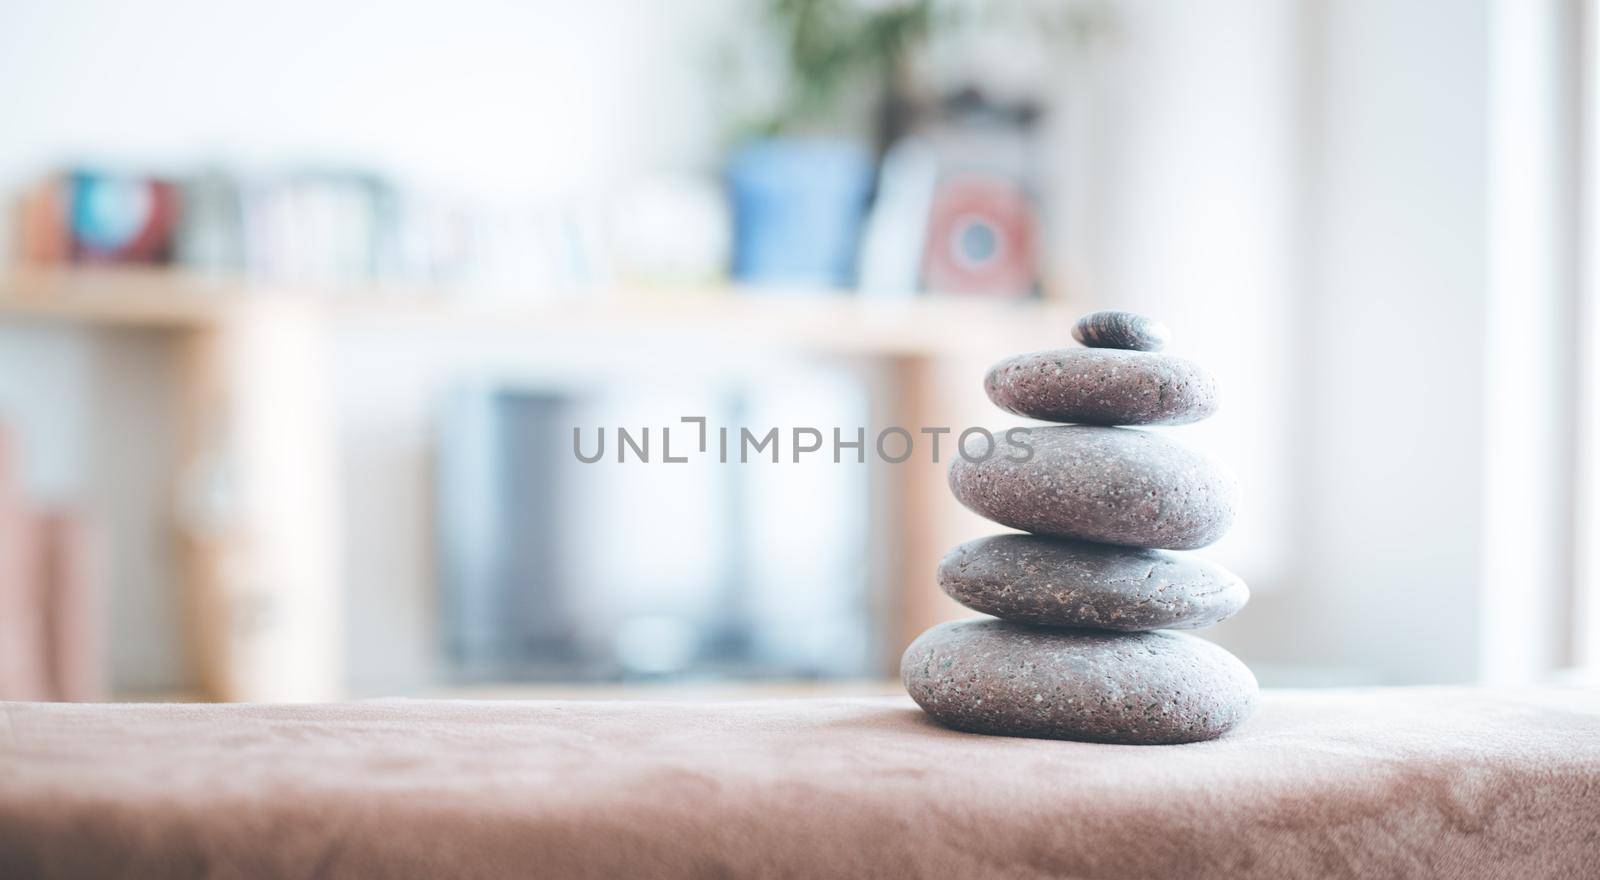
{"left": 1053, "top": 0, "right": 1525, "bottom": 685}
{"left": 1288, "top": 0, "right": 1491, "bottom": 684}
{"left": 1052, "top": 0, "right": 1300, "bottom": 589}
{"left": 1481, "top": 0, "right": 1581, "bottom": 682}
{"left": 0, "top": 0, "right": 737, "bottom": 202}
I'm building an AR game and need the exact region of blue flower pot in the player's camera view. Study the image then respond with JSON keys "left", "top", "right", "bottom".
{"left": 727, "top": 138, "right": 874, "bottom": 288}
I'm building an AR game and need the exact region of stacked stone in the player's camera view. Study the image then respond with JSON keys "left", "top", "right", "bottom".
{"left": 902, "top": 311, "right": 1258, "bottom": 745}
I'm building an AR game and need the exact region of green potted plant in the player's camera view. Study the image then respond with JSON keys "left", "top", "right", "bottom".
{"left": 726, "top": 0, "right": 932, "bottom": 288}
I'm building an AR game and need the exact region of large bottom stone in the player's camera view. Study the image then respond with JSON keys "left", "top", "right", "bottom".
{"left": 902, "top": 619, "right": 1257, "bottom": 744}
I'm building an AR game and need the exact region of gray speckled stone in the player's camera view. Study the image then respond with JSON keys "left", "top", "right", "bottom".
{"left": 901, "top": 619, "right": 1257, "bottom": 744}
{"left": 1071, "top": 310, "right": 1171, "bottom": 352}
{"left": 949, "top": 425, "right": 1238, "bottom": 550}
{"left": 938, "top": 534, "right": 1248, "bottom": 630}
{"left": 985, "top": 348, "right": 1218, "bottom": 426}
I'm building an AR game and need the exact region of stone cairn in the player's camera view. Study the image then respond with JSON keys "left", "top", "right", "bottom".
{"left": 901, "top": 310, "right": 1258, "bottom": 745}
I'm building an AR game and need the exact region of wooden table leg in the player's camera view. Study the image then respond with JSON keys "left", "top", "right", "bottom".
{"left": 881, "top": 354, "right": 975, "bottom": 675}
{"left": 175, "top": 300, "right": 342, "bottom": 701}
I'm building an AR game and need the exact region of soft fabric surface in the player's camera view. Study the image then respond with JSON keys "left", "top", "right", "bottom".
{"left": 2, "top": 688, "right": 1597, "bottom": 878}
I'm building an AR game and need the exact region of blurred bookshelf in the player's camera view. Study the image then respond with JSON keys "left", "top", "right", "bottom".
{"left": 1, "top": 266, "right": 1072, "bottom": 701}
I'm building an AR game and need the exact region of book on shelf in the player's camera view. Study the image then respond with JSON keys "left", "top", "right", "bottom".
{"left": 0, "top": 425, "right": 105, "bottom": 702}
{"left": 11, "top": 166, "right": 606, "bottom": 297}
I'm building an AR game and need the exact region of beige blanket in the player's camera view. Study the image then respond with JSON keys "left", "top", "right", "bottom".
{"left": 2, "top": 688, "right": 1598, "bottom": 878}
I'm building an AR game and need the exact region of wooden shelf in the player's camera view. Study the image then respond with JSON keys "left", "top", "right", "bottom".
{"left": 0, "top": 268, "right": 240, "bottom": 327}
{"left": 0, "top": 267, "right": 1079, "bottom": 354}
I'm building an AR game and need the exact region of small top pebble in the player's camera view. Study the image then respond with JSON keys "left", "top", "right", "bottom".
{"left": 1071, "top": 310, "right": 1170, "bottom": 352}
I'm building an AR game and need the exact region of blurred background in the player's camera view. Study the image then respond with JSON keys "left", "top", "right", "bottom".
{"left": 0, "top": 0, "right": 1594, "bottom": 702}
